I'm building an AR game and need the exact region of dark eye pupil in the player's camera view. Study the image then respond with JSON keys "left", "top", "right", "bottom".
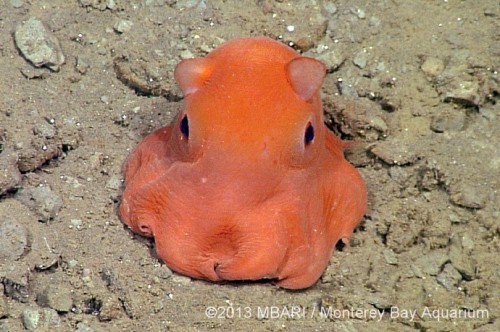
{"left": 180, "top": 115, "right": 189, "bottom": 138}
{"left": 305, "top": 122, "right": 314, "bottom": 145}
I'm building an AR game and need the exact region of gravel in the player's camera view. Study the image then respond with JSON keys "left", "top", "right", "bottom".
{"left": 14, "top": 18, "right": 65, "bottom": 72}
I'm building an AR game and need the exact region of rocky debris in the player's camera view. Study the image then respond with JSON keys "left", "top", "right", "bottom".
{"left": 0, "top": 149, "right": 22, "bottom": 195}
{"left": 14, "top": 18, "right": 65, "bottom": 72}
{"left": 420, "top": 57, "right": 445, "bottom": 78}
{"left": 2, "top": 268, "right": 30, "bottom": 303}
{"left": 113, "top": 19, "right": 133, "bottom": 34}
{"left": 0, "top": 286, "right": 8, "bottom": 318}
{"left": 383, "top": 249, "right": 398, "bottom": 265}
{"left": 21, "top": 308, "right": 60, "bottom": 331}
{"left": 323, "top": 96, "right": 388, "bottom": 141}
{"left": 15, "top": 185, "right": 63, "bottom": 222}
{"left": 113, "top": 56, "right": 179, "bottom": 98}
{"left": 430, "top": 109, "right": 466, "bottom": 132}
{"left": 17, "top": 142, "right": 62, "bottom": 173}
{"left": 442, "top": 78, "right": 482, "bottom": 107}
{"left": 305, "top": 42, "right": 346, "bottom": 73}
{"left": 75, "top": 321, "right": 95, "bottom": 332}
{"left": 370, "top": 139, "right": 419, "bottom": 166}
{"left": 411, "top": 250, "right": 448, "bottom": 277}
{"left": 352, "top": 49, "right": 369, "bottom": 69}
{"left": 78, "top": 0, "right": 117, "bottom": 11}
{"left": 98, "top": 295, "right": 124, "bottom": 321}
{"left": 36, "top": 284, "right": 73, "bottom": 313}
{"left": 0, "top": 218, "right": 30, "bottom": 262}
{"left": 448, "top": 182, "right": 488, "bottom": 209}
{"left": 10, "top": 0, "right": 24, "bottom": 8}
{"left": 449, "top": 233, "right": 476, "bottom": 280}
{"left": 436, "top": 263, "right": 462, "bottom": 290}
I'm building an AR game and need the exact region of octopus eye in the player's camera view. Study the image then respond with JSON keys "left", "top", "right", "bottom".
{"left": 304, "top": 122, "right": 314, "bottom": 146}
{"left": 180, "top": 115, "right": 189, "bottom": 139}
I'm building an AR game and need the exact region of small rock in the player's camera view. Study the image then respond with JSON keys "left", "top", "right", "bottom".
{"left": 442, "top": 79, "right": 481, "bottom": 107}
{"left": 0, "top": 218, "right": 29, "bottom": 262}
{"left": 10, "top": 0, "right": 24, "bottom": 8}
{"left": 413, "top": 250, "right": 448, "bottom": 276}
{"left": 315, "top": 48, "right": 345, "bottom": 72}
{"left": 174, "top": 0, "right": 202, "bottom": 10}
{"left": 449, "top": 182, "right": 487, "bottom": 209}
{"left": 33, "top": 122, "right": 56, "bottom": 139}
{"left": 22, "top": 308, "right": 61, "bottom": 331}
{"left": 70, "top": 219, "right": 83, "bottom": 229}
{"left": 171, "top": 274, "right": 192, "bottom": 285}
{"left": 0, "top": 292, "right": 8, "bottom": 318}
{"left": 430, "top": 109, "right": 465, "bottom": 132}
{"left": 14, "top": 18, "right": 65, "bottom": 71}
{"left": 76, "top": 56, "right": 90, "bottom": 74}
{"left": 99, "top": 296, "right": 124, "bottom": 321}
{"left": 155, "top": 264, "right": 173, "bottom": 279}
{"left": 436, "top": 263, "right": 462, "bottom": 289}
{"left": 353, "top": 50, "right": 368, "bottom": 69}
{"left": 370, "top": 140, "right": 419, "bottom": 166}
{"left": 21, "top": 309, "right": 40, "bottom": 331}
{"left": 0, "top": 149, "right": 22, "bottom": 195}
{"left": 449, "top": 233, "right": 476, "bottom": 280}
{"left": 2, "top": 269, "right": 30, "bottom": 303}
{"left": 76, "top": 322, "right": 95, "bottom": 332}
{"left": 15, "top": 185, "right": 63, "bottom": 222}
{"left": 113, "top": 20, "right": 133, "bottom": 33}
{"left": 37, "top": 285, "right": 73, "bottom": 312}
{"left": 105, "top": 176, "right": 121, "bottom": 190}
{"left": 179, "top": 49, "right": 194, "bottom": 59}
{"left": 383, "top": 249, "right": 398, "bottom": 265}
{"left": 322, "top": 2, "right": 337, "bottom": 15}
{"left": 421, "top": 57, "right": 445, "bottom": 77}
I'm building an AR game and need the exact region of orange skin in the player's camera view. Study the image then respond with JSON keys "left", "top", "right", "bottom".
{"left": 119, "top": 37, "right": 367, "bottom": 289}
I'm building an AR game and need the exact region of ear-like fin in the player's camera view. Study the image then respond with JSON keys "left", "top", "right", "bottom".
{"left": 174, "top": 58, "right": 214, "bottom": 96}
{"left": 286, "top": 57, "right": 326, "bottom": 101}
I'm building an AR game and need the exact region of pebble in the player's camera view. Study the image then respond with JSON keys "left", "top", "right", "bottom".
{"left": 37, "top": 285, "right": 73, "bottom": 312}
{"left": 0, "top": 148, "right": 22, "bottom": 195}
{"left": 15, "top": 185, "right": 63, "bottom": 222}
{"left": 442, "top": 79, "right": 481, "bottom": 107}
{"left": 421, "top": 57, "right": 445, "bottom": 77}
{"left": 171, "top": 274, "right": 192, "bottom": 285}
{"left": 105, "top": 175, "right": 122, "bottom": 190}
{"left": 33, "top": 122, "right": 57, "bottom": 139}
{"left": 21, "top": 308, "right": 60, "bottom": 331}
{"left": 0, "top": 294, "right": 8, "bottom": 319}
{"left": 370, "top": 140, "right": 419, "bottom": 166}
{"left": 76, "top": 322, "right": 95, "bottom": 332}
{"left": 0, "top": 217, "right": 29, "bottom": 262}
{"left": 383, "top": 249, "right": 398, "bottom": 265}
{"left": 322, "top": 2, "right": 337, "bottom": 15}
{"left": 449, "top": 182, "right": 487, "bottom": 209}
{"left": 314, "top": 47, "right": 346, "bottom": 72}
{"left": 179, "top": 49, "right": 194, "bottom": 59}
{"left": 10, "top": 0, "right": 24, "bottom": 8}
{"left": 174, "top": 0, "right": 202, "bottom": 10}
{"left": 353, "top": 50, "right": 368, "bottom": 69}
{"left": 99, "top": 296, "right": 124, "bottom": 321}
{"left": 449, "top": 233, "right": 476, "bottom": 280}
{"left": 113, "top": 20, "right": 133, "bottom": 34}
{"left": 436, "top": 263, "right": 462, "bottom": 289}
{"left": 14, "top": 18, "right": 65, "bottom": 72}
{"left": 430, "top": 110, "right": 465, "bottom": 132}
{"left": 412, "top": 250, "right": 448, "bottom": 276}
{"left": 76, "top": 56, "right": 90, "bottom": 74}
{"left": 70, "top": 219, "right": 83, "bottom": 229}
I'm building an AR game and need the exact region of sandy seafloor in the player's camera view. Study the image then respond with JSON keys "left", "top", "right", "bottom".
{"left": 0, "top": 0, "right": 499, "bottom": 331}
